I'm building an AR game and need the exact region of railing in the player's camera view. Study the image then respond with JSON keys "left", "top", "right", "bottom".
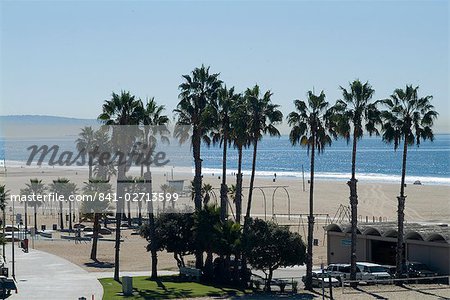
{"left": 341, "top": 275, "right": 450, "bottom": 294}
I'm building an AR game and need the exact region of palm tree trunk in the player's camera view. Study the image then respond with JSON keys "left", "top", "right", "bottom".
{"left": 138, "top": 200, "right": 142, "bottom": 226}
{"left": 114, "top": 163, "right": 126, "bottom": 282}
{"left": 396, "top": 136, "right": 408, "bottom": 280}
{"left": 220, "top": 132, "right": 228, "bottom": 222}
{"left": 59, "top": 201, "right": 64, "bottom": 230}
{"left": 34, "top": 206, "right": 38, "bottom": 231}
{"left": 245, "top": 140, "right": 258, "bottom": 221}
{"left": 127, "top": 199, "right": 131, "bottom": 227}
{"left": 90, "top": 213, "right": 100, "bottom": 260}
{"left": 305, "top": 135, "right": 315, "bottom": 291}
{"left": 24, "top": 201, "right": 28, "bottom": 230}
{"left": 145, "top": 171, "right": 158, "bottom": 280}
{"left": 193, "top": 129, "right": 203, "bottom": 211}
{"left": 2, "top": 210, "right": 6, "bottom": 260}
{"left": 192, "top": 128, "right": 203, "bottom": 269}
{"left": 235, "top": 145, "right": 243, "bottom": 224}
{"left": 241, "top": 140, "right": 258, "bottom": 287}
{"left": 349, "top": 127, "right": 358, "bottom": 284}
{"left": 69, "top": 201, "right": 73, "bottom": 231}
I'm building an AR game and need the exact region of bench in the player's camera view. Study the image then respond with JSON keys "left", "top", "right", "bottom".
{"left": 179, "top": 267, "right": 201, "bottom": 281}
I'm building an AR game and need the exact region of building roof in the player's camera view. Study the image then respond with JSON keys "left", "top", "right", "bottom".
{"left": 325, "top": 222, "right": 449, "bottom": 244}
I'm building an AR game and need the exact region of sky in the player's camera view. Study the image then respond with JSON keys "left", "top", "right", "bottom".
{"left": 1, "top": 0, "right": 449, "bottom": 133}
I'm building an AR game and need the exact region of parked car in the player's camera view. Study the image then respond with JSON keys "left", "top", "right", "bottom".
{"left": 99, "top": 227, "right": 112, "bottom": 235}
{"left": 405, "top": 262, "right": 438, "bottom": 280}
{"left": 356, "top": 262, "right": 391, "bottom": 283}
{"left": 303, "top": 269, "right": 341, "bottom": 288}
{"left": 327, "top": 262, "right": 390, "bottom": 283}
{"left": 380, "top": 265, "right": 396, "bottom": 277}
{"left": 326, "top": 263, "right": 351, "bottom": 281}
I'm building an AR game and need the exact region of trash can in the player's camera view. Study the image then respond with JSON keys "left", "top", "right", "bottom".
{"left": 122, "top": 276, "right": 133, "bottom": 296}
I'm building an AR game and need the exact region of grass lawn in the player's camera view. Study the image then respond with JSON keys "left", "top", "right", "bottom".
{"left": 99, "top": 275, "right": 249, "bottom": 300}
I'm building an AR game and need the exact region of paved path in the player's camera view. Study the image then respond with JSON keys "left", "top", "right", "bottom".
{"left": 5, "top": 244, "right": 103, "bottom": 300}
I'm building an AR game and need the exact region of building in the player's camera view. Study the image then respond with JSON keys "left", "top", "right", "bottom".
{"left": 325, "top": 222, "right": 450, "bottom": 276}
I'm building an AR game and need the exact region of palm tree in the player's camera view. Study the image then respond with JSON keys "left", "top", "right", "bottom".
{"left": 244, "top": 85, "right": 282, "bottom": 225}
{"left": 25, "top": 179, "right": 46, "bottom": 231}
{"left": 92, "top": 128, "right": 116, "bottom": 181}
{"left": 139, "top": 97, "right": 169, "bottom": 280}
{"left": 139, "top": 97, "right": 170, "bottom": 175}
{"left": 76, "top": 126, "right": 96, "bottom": 180}
{"left": 0, "top": 185, "right": 8, "bottom": 260}
{"left": 287, "top": 90, "right": 333, "bottom": 290}
{"left": 98, "top": 90, "right": 143, "bottom": 282}
{"left": 81, "top": 180, "right": 112, "bottom": 261}
{"left": 49, "top": 178, "right": 77, "bottom": 231}
{"left": 381, "top": 85, "right": 437, "bottom": 279}
{"left": 229, "top": 96, "right": 250, "bottom": 224}
{"left": 210, "top": 86, "right": 240, "bottom": 222}
{"left": 174, "top": 65, "right": 222, "bottom": 269}
{"left": 19, "top": 188, "right": 29, "bottom": 230}
{"left": 330, "top": 80, "right": 380, "bottom": 282}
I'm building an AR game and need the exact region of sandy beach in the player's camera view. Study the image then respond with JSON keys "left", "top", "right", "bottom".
{"left": 1, "top": 165, "right": 449, "bottom": 273}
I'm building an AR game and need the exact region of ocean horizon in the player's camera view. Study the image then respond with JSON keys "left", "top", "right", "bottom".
{"left": 1, "top": 133, "right": 449, "bottom": 186}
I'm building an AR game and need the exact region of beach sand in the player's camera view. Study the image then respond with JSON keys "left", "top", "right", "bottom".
{"left": 1, "top": 165, "right": 449, "bottom": 273}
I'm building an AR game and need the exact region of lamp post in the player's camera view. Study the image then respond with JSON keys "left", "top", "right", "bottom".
{"left": 11, "top": 198, "right": 15, "bottom": 280}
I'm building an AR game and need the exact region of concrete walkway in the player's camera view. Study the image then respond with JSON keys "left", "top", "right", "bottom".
{"left": 5, "top": 244, "right": 103, "bottom": 300}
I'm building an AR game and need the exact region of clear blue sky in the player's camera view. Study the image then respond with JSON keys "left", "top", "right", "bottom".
{"left": 1, "top": 0, "right": 449, "bottom": 133}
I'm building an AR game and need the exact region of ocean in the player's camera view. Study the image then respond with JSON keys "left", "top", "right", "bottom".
{"left": 200, "top": 134, "right": 450, "bottom": 185}
{"left": 1, "top": 134, "right": 449, "bottom": 185}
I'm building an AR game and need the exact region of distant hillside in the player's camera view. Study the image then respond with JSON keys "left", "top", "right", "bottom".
{"left": 0, "top": 115, "right": 99, "bottom": 125}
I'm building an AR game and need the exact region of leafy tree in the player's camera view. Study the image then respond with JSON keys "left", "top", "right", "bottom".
{"left": 287, "top": 90, "right": 334, "bottom": 290}
{"left": 98, "top": 90, "right": 143, "bottom": 281}
{"left": 330, "top": 80, "right": 380, "bottom": 282}
{"left": 244, "top": 218, "right": 306, "bottom": 291}
{"left": 381, "top": 85, "right": 437, "bottom": 279}
{"left": 213, "top": 220, "right": 242, "bottom": 283}
{"left": 194, "top": 205, "right": 221, "bottom": 280}
{"left": 141, "top": 213, "right": 195, "bottom": 269}
{"left": 174, "top": 65, "right": 222, "bottom": 269}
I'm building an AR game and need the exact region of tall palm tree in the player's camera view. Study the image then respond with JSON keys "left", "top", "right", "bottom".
{"left": 287, "top": 90, "right": 333, "bottom": 290}
{"left": 330, "top": 80, "right": 380, "bottom": 282}
{"left": 139, "top": 97, "right": 169, "bottom": 280}
{"left": 82, "top": 180, "right": 112, "bottom": 261}
{"left": 25, "top": 179, "right": 46, "bottom": 231}
{"left": 174, "top": 65, "right": 222, "bottom": 269}
{"left": 76, "top": 126, "right": 96, "bottom": 180}
{"left": 49, "top": 178, "right": 77, "bottom": 231}
{"left": 210, "top": 86, "right": 240, "bottom": 222}
{"left": 381, "top": 85, "right": 437, "bottom": 279}
{"left": 98, "top": 90, "right": 143, "bottom": 282}
{"left": 243, "top": 85, "right": 283, "bottom": 225}
{"left": 0, "top": 185, "right": 8, "bottom": 260}
{"left": 229, "top": 96, "right": 250, "bottom": 224}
